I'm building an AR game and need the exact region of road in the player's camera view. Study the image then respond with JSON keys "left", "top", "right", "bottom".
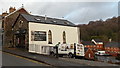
{"left": 1, "top": 45, "right": 119, "bottom": 68}
{"left": 2, "top": 51, "right": 48, "bottom": 66}
{"left": 0, "top": 52, "right": 119, "bottom": 68}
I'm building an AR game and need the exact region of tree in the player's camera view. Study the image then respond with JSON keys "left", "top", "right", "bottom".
{"left": 77, "top": 16, "right": 119, "bottom": 42}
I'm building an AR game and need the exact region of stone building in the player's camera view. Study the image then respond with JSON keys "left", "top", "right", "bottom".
{"left": 2, "top": 6, "right": 29, "bottom": 46}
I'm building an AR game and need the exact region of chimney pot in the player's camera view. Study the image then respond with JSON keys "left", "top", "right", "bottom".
{"left": 45, "top": 15, "right": 47, "bottom": 20}
{"left": 9, "top": 6, "right": 16, "bottom": 13}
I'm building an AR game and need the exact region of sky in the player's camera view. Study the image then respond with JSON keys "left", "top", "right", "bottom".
{"left": 0, "top": 0, "right": 119, "bottom": 24}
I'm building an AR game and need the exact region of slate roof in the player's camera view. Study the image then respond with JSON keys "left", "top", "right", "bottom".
{"left": 105, "top": 42, "right": 120, "bottom": 47}
{"left": 21, "top": 14, "right": 75, "bottom": 27}
{"left": 82, "top": 41, "right": 95, "bottom": 45}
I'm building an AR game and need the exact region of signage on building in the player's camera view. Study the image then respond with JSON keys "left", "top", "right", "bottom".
{"left": 31, "top": 31, "right": 46, "bottom": 41}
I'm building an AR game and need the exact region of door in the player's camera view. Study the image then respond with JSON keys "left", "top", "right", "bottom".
{"left": 16, "top": 34, "right": 25, "bottom": 48}
{"left": 19, "top": 35, "right": 25, "bottom": 48}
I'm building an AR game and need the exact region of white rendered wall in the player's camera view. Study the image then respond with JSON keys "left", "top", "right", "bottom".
{"left": 29, "top": 22, "right": 79, "bottom": 46}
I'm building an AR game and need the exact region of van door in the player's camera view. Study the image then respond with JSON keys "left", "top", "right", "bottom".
{"left": 76, "top": 44, "right": 84, "bottom": 56}
{"left": 58, "top": 44, "right": 68, "bottom": 54}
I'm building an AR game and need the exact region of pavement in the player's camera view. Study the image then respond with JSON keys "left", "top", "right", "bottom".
{"left": 60, "top": 58, "right": 119, "bottom": 66}
{"left": 2, "top": 47, "right": 120, "bottom": 67}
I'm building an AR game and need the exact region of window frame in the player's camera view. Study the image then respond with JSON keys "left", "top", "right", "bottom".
{"left": 48, "top": 30, "right": 52, "bottom": 44}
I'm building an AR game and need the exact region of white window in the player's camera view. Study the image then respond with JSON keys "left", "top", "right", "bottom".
{"left": 48, "top": 30, "right": 52, "bottom": 44}
{"left": 63, "top": 31, "right": 66, "bottom": 44}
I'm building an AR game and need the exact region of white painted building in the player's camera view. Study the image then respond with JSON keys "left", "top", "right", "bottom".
{"left": 12, "top": 14, "right": 80, "bottom": 54}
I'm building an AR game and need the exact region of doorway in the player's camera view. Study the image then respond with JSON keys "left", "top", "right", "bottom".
{"left": 16, "top": 34, "right": 25, "bottom": 48}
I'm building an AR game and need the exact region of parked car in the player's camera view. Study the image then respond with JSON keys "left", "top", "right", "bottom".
{"left": 95, "top": 51, "right": 106, "bottom": 56}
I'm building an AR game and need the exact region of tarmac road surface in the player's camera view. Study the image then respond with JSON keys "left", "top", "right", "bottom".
{"left": 2, "top": 51, "right": 48, "bottom": 66}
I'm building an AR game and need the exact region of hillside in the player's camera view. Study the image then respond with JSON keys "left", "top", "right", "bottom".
{"left": 78, "top": 16, "right": 120, "bottom": 42}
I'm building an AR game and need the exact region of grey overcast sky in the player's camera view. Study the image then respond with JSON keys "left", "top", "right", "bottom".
{"left": 0, "top": 0, "right": 119, "bottom": 24}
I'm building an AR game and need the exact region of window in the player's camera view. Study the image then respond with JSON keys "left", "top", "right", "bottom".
{"left": 34, "top": 18, "right": 41, "bottom": 21}
{"left": 31, "top": 31, "right": 34, "bottom": 41}
{"left": 89, "top": 54, "right": 91, "bottom": 58}
{"left": 31, "top": 31, "right": 46, "bottom": 41}
{"left": 19, "top": 20, "right": 23, "bottom": 28}
{"left": 63, "top": 31, "right": 66, "bottom": 44}
{"left": 53, "top": 20, "right": 57, "bottom": 23}
{"left": 70, "top": 44, "right": 74, "bottom": 49}
{"left": 48, "top": 30, "right": 52, "bottom": 44}
{"left": 114, "top": 48, "right": 116, "bottom": 50}
{"left": 51, "top": 20, "right": 57, "bottom": 23}
{"left": 64, "top": 22, "right": 69, "bottom": 24}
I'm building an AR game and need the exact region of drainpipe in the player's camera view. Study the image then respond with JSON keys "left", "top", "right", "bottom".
{"left": 77, "top": 27, "right": 81, "bottom": 44}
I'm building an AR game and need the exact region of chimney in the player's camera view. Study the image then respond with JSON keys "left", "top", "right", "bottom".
{"left": 45, "top": 15, "right": 47, "bottom": 20}
{"left": 13, "top": 7, "right": 16, "bottom": 10}
{"left": 9, "top": 7, "right": 16, "bottom": 13}
{"left": 22, "top": 4, "right": 24, "bottom": 8}
{"left": 29, "top": 11, "right": 31, "bottom": 14}
{"left": 2, "top": 11, "right": 8, "bottom": 16}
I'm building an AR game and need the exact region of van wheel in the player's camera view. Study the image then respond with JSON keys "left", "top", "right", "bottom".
{"left": 68, "top": 53, "right": 73, "bottom": 58}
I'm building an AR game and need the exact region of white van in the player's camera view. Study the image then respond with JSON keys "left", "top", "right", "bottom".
{"left": 50, "top": 43, "right": 85, "bottom": 58}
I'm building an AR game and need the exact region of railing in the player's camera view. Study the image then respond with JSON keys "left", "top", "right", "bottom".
{"left": 29, "top": 44, "right": 53, "bottom": 55}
